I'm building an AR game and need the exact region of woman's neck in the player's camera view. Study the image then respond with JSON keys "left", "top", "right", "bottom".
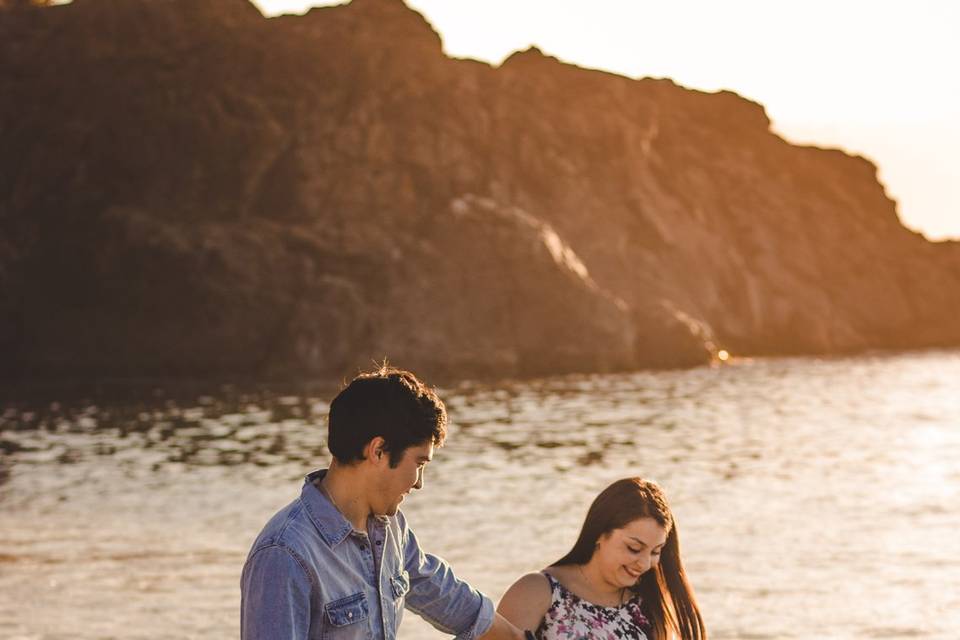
{"left": 576, "top": 561, "right": 625, "bottom": 606}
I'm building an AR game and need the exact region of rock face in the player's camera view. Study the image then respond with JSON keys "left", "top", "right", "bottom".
{"left": 1, "top": 0, "right": 958, "bottom": 383}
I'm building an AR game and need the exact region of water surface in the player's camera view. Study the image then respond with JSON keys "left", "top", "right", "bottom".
{"left": 1, "top": 351, "right": 958, "bottom": 639}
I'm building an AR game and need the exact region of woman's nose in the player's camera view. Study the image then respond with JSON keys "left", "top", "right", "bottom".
{"left": 633, "top": 554, "right": 653, "bottom": 573}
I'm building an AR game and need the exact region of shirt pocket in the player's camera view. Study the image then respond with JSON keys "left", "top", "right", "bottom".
{"left": 323, "top": 592, "right": 369, "bottom": 638}
{"left": 389, "top": 570, "right": 410, "bottom": 601}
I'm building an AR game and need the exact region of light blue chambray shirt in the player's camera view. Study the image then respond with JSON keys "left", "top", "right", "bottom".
{"left": 241, "top": 469, "right": 495, "bottom": 640}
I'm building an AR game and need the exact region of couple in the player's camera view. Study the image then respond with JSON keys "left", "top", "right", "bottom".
{"left": 241, "top": 367, "right": 706, "bottom": 640}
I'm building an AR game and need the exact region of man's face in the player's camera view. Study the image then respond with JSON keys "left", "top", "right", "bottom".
{"left": 373, "top": 440, "right": 433, "bottom": 516}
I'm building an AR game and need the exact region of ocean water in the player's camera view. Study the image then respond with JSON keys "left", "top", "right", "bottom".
{"left": 1, "top": 350, "right": 958, "bottom": 639}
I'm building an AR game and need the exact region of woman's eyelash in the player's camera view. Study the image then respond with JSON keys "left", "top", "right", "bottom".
{"left": 627, "top": 545, "right": 663, "bottom": 554}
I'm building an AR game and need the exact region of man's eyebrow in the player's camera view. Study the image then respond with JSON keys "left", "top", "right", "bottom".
{"left": 418, "top": 455, "right": 432, "bottom": 463}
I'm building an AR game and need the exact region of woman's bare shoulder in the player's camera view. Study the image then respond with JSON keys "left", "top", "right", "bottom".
{"left": 497, "top": 572, "right": 553, "bottom": 631}
{"left": 506, "top": 572, "right": 552, "bottom": 599}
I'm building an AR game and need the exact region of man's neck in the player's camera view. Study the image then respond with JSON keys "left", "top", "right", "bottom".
{"left": 319, "top": 463, "right": 372, "bottom": 531}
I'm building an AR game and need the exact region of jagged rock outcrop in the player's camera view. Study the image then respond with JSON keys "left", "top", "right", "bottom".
{"left": 1, "top": 0, "right": 958, "bottom": 383}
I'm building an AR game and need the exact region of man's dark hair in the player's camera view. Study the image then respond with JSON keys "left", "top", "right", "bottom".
{"left": 327, "top": 366, "right": 447, "bottom": 467}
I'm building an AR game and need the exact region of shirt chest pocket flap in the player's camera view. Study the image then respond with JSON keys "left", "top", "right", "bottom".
{"left": 390, "top": 571, "right": 410, "bottom": 600}
{"left": 325, "top": 592, "right": 369, "bottom": 627}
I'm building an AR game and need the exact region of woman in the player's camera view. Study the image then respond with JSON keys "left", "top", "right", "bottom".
{"left": 498, "top": 477, "right": 706, "bottom": 639}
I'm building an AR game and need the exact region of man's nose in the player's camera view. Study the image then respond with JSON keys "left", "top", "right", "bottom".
{"left": 413, "top": 467, "right": 424, "bottom": 490}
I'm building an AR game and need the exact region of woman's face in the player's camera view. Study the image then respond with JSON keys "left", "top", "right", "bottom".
{"left": 594, "top": 517, "right": 669, "bottom": 588}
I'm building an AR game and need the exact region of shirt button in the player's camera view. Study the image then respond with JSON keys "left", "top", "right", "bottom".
{"left": 376, "top": 540, "right": 382, "bottom": 546}
{"left": 348, "top": 612, "right": 353, "bottom": 619}
{"left": 360, "top": 545, "right": 366, "bottom": 551}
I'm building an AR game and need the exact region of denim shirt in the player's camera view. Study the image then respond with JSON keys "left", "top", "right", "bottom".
{"left": 241, "top": 469, "right": 495, "bottom": 640}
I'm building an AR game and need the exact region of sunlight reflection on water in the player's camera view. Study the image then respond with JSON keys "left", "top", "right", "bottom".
{"left": 1, "top": 350, "right": 959, "bottom": 639}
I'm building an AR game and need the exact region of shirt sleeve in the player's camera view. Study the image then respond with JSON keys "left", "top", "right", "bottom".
{"left": 241, "top": 544, "right": 313, "bottom": 640}
{"left": 400, "top": 521, "right": 495, "bottom": 640}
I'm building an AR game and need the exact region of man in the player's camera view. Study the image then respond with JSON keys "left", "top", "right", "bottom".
{"left": 241, "top": 366, "right": 531, "bottom": 640}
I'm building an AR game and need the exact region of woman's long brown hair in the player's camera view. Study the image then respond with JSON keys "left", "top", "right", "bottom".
{"left": 552, "top": 478, "right": 706, "bottom": 640}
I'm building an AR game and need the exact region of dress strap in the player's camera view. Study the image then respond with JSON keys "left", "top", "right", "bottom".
{"left": 539, "top": 571, "right": 563, "bottom": 600}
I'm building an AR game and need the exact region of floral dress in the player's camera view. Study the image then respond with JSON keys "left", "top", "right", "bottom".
{"left": 535, "top": 572, "right": 652, "bottom": 640}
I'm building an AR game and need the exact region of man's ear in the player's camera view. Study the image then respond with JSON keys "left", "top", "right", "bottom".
{"left": 363, "top": 436, "right": 387, "bottom": 465}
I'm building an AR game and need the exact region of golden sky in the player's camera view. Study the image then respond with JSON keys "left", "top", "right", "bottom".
{"left": 255, "top": 0, "right": 959, "bottom": 240}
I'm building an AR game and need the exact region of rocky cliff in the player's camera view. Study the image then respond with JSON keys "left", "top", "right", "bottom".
{"left": 2, "top": 0, "right": 958, "bottom": 384}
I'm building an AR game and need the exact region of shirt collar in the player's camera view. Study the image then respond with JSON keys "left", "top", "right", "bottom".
{"left": 300, "top": 469, "right": 354, "bottom": 547}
